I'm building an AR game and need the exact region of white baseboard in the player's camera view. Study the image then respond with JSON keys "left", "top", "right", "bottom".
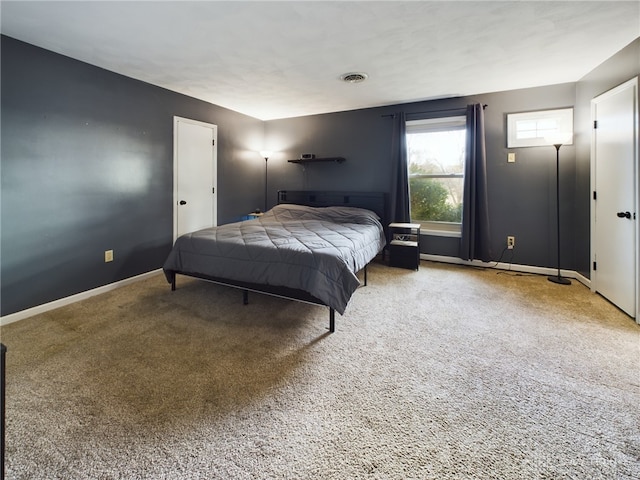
{"left": 421, "top": 254, "right": 591, "bottom": 288}
{"left": 0, "top": 269, "right": 162, "bottom": 326}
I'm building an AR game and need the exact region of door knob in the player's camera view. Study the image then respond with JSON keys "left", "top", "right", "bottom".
{"left": 616, "top": 211, "right": 631, "bottom": 219}
{"left": 179, "top": 200, "right": 187, "bottom": 205}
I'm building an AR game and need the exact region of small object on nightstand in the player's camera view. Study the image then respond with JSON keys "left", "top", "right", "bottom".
{"left": 389, "top": 222, "right": 420, "bottom": 270}
{"left": 246, "top": 210, "right": 264, "bottom": 220}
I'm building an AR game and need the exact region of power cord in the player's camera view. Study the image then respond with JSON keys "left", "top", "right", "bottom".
{"left": 466, "top": 246, "right": 511, "bottom": 270}
{"left": 493, "top": 247, "right": 537, "bottom": 277}
{"left": 466, "top": 246, "right": 536, "bottom": 277}
{"left": 433, "top": 245, "right": 538, "bottom": 278}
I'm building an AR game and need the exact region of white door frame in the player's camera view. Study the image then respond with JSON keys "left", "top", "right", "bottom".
{"left": 173, "top": 116, "right": 218, "bottom": 242}
{"left": 590, "top": 77, "right": 639, "bottom": 322}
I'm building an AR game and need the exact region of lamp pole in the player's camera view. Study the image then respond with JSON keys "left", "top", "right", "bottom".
{"left": 259, "top": 150, "right": 272, "bottom": 212}
{"left": 264, "top": 155, "right": 268, "bottom": 212}
{"left": 548, "top": 143, "right": 571, "bottom": 285}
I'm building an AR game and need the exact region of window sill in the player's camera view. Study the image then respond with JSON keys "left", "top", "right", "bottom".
{"left": 420, "top": 229, "right": 461, "bottom": 238}
{"left": 414, "top": 221, "right": 461, "bottom": 238}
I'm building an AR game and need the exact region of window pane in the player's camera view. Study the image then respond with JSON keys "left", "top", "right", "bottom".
{"left": 407, "top": 129, "right": 465, "bottom": 175}
{"left": 516, "top": 118, "right": 558, "bottom": 140}
{"left": 409, "top": 177, "right": 463, "bottom": 223}
{"left": 406, "top": 121, "right": 466, "bottom": 226}
{"left": 507, "top": 108, "right": 573, "bottom": 148}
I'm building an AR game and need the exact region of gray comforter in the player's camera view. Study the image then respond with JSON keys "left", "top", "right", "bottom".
{"left": 163, "top": 204, "right": 386, "bottom": 314}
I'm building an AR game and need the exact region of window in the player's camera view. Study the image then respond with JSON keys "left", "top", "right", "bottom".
{"left": 506, "top": 108, "right": 573, "bottom": 148}
{"left": 406, "top": 116, "right": 466, "bottom": 236}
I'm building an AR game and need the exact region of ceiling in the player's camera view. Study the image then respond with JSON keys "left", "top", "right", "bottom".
{"left": 1, "top": 1, "right": 638, "bottom": 120}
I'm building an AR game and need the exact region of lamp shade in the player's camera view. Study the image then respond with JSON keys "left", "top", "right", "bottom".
{"left": 259, "top": 150, "right": 273, "bottom": 159}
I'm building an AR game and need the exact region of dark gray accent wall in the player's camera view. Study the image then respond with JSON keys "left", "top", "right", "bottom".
{"left": 265, "top": 84, "right": 577, "bottom": 269}
{"left": 262, "top": 110, "right": 394, "bottom": 204}
{"left": 574, "top": 38, "right": 640, "bottom": 278}
{"left": 1, "top": 36, "right": 264, "bottom": 316}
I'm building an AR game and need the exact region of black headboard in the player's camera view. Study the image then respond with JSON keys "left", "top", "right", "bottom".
{"left": 277, "top": 190, "right": 387, "bottom": 226}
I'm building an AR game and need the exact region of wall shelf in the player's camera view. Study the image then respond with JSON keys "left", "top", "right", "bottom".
{"left": 288, "top": 157, "right": 346, "bottom": 164}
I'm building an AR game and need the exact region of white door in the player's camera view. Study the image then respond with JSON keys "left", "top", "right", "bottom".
{"left": 591, "top": 78, "right": 638, "bottom": 319}
{"left": 173, "top": 116, "right": 217, "bottom": 240}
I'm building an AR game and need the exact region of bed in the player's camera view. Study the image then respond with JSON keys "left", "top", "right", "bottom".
{"left": 163, "top": 191, "right": 387, "bottom": 332}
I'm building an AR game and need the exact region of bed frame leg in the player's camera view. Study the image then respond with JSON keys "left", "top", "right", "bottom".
{"left": 243, "top": 289, "right": 249, "bottom": 305}
{"left": 329, "top": 308, "right": 335, "bottom": 333}
{"left": 171, "top": 276, "right": 176, "bottom": 291}
{"left": 364, "top": 264, "right": 368, "bottom": 286}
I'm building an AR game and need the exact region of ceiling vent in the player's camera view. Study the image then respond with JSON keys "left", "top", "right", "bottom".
{"left": 340, "top": 72, "right": 368, "bottom": 83}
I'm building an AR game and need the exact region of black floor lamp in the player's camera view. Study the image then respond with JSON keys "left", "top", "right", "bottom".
{"left": 548, "top": 142, "right": 571, "bottom": 285}
{"left": 259, "top": 150, "right": 272, "bottom": 212}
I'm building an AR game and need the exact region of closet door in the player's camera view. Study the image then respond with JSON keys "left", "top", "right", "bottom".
{"left": 173, "top": 116, "right": 218, "bottom": 240}
{"left": 591, "top": 78, "right": 638, "bottom": 320}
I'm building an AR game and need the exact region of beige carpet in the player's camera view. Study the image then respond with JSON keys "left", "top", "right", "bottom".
{"left": 1, "top": 261, "right": 639, "bottom": 479}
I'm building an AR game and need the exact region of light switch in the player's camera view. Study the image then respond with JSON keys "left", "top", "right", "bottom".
{"left": 508, "top": 153, "right": 516, "bottom": 163}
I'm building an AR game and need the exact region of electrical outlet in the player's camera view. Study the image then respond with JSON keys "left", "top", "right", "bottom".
{"left": 507, "top": 236, "right": 515, "bottom": 249}
{"left": 104, "top": 250, "right": 114, "bottom": 262}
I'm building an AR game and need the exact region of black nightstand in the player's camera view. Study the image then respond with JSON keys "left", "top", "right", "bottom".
{"left": 389, "top": 223, "right": 421, "bottom": 270}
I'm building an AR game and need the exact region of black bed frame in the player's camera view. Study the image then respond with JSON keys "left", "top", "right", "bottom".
{"left": 169, "top": 190, "right": 387, "bottom": 333}
{"left": 170, "top": 267, "right": 369, "bottom": 333}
